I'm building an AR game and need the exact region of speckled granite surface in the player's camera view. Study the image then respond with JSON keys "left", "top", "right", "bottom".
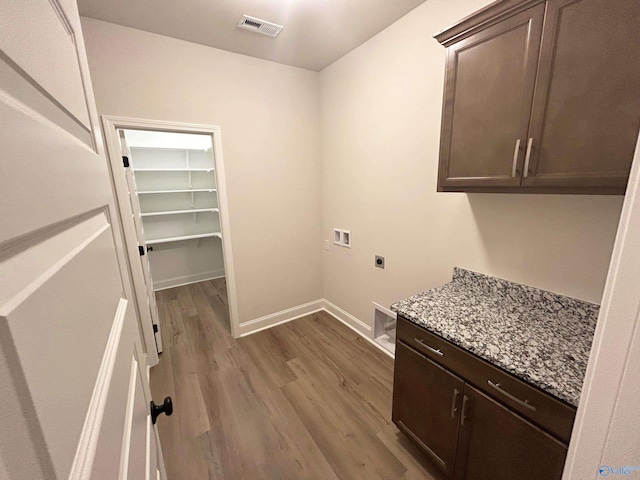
{"left": 390, "top": 268, "right": 600, "bottom": 407}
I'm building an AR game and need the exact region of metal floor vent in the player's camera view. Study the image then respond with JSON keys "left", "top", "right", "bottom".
{"left": 238, "top": 15, "right": 283, "bottom": 37}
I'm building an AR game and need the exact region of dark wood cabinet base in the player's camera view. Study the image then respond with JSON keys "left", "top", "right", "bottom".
{"left": 392, "top": 316, "right": 575, "bottom": 479}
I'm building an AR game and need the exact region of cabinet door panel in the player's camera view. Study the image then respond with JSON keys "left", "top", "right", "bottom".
{"left": 392, "top": 341, "right": 464, "bottom": 478}
{"left": 454, "top": 384, "right": 567, "bottom": 480}
{"left": 438, "top": 4, "right": 545, "bottom": 189}
{"left": 524, "top": 0, "right": 640, "bottom": 191}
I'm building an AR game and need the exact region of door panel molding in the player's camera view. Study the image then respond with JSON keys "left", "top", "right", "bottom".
{"left": 1, "top": 215, "right": 126, "bottom": 477}
{"left": 69, "top": 297, "right": 128, "bottom": 480}
{"left": 0, "top": 52, "right": 93, "bottom": 144}
{"left": 119, "top": 356, "right": 139, "bottom": 478}
{"left": 0, "top": 206, "right": 109, "bottom": 264}
{"left": 0, "top": 0, "right": 91, "bottom": 129}
{"left": 0, "top": 213, "right": 110, "bottom": 312}
{"left": 0, "top": 321, "right": 56, "bottom": 479}
{"left": 0, "top": 89, "right": 109, "bottom": 245}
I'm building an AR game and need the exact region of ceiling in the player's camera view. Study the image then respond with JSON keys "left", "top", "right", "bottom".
{"left": 78, "top": 0, "right": 428, "bottom": 72}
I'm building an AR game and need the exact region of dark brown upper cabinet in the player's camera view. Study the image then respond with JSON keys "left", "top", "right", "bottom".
{"left": 435, "top": 0, "right": 640, "bottom": 194}
{"left": 436, "top": 3, "right": 545, "bottom": 190}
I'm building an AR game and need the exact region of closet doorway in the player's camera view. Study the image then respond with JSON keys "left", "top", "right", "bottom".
{"left": 102, "top": 117, "right": 239, "bottom": 363}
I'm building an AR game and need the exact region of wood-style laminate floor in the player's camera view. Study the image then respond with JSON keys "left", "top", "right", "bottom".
{"left": 151, "top": 279, "right": 446, "bottom": 480}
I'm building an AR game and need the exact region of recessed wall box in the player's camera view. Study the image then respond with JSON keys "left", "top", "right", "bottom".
{"left": 342, "top": 230, "right": 351, "bottom": 248}
{"left": 333, "top": 228, "right": 342, "bottom": 245}
{"left": 372, "top": 302, "right": 396, "bottom": 355}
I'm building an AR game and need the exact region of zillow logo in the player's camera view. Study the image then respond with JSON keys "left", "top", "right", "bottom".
{"left": 599, "top": 465, "right": 640, "bottom": 477}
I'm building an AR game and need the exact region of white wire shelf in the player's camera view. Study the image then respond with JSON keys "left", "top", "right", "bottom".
{"left": 146, "top": 232, "right": 222, "bottom": 245}
{"left": 137, "top": 188, "right": 217, "bottom": 194}
{"left": 141, "top": 208, "right": 219, "bottom": 217}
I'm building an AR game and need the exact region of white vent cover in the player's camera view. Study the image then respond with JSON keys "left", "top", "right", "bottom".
{"left": 237, "top": 15, "right": 283, "bottom": 37}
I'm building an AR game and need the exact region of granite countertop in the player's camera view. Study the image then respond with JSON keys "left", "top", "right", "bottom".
{"left": 390, "top": 268, "right": 600, "bottom": 407}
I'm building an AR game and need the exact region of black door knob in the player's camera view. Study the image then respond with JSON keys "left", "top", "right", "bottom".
{"left": 150, "top": 396, "right": 173, "bottom": 424}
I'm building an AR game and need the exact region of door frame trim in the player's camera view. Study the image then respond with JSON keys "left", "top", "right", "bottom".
{"left": 100, "top": 116, "right": 240, "bottom": 345}
{"left": 562, "top": 133, "right": 640, "bottom": 477}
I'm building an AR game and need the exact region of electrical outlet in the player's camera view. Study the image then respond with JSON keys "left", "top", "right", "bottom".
{"left": 324, "top": 239, "right": 330, "bottom": 251}
{"left": 375, "top": 255, "right": 385, "bottom": 269}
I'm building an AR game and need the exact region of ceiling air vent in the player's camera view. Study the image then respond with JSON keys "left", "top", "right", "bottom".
{"left": 237, "top": 15, "right": 284, "bottom": 38}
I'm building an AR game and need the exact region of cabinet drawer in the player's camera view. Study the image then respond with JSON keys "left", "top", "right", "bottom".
{"left": 398, "top": 315, "right": 472, "bottom": 373}
{"left": 397, "top": 316, "right": 576, "bottom": 443}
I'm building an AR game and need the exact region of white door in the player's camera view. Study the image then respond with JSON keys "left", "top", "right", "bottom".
{"left": 118, "top": 129, "right": 163, "bottom": 353}
{"left": 562, "top": 134, "right": 640, "bottom": 478}
{"left": 0, "top": 1, "right": 168, "bottom": 479}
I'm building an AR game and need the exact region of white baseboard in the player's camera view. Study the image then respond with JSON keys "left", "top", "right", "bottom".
{"left": 322, "top": 299, "right": 371, "bottom": 337}
{"left": 153, "top": 269, "right": 225, "bottom": 291}
{"left": 238, "top": 298, "right": 395, "bottom": 359}
{"left": 238, "top": 299, "right": 325, "bottom": 337}
{"left": 322, "top": 299, "right": 394, "bottom": 359}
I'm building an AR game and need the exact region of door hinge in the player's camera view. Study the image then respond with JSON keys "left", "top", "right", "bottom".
{"left": 122, "top": 155, "right": 130, "bottom": 168}
{"left": 138, "top": 245, "right": 145, "bottom": 256}
{"left": 153, "top": 324, "right": 158, "bottom": 334}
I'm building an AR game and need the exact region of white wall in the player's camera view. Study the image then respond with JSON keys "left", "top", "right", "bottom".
{"left": 319, "top": 0, "right": 624, "bottom": 326}
{"left": 81, "top": 18, "right": 322, "bottom": 323}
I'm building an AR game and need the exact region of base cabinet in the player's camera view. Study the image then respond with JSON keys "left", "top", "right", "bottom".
{"left": 454, "top": 384, "right": 567, "bottom": 480}
{"left": 392, "top": 330, "right": 571, "bottom": 479}
{"left": 392, "top": 342, "right": 464, "bottom": 477}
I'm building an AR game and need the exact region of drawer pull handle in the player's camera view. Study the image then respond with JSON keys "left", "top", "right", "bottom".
{"left": 415, "top": 338, "right": 443, "bottom": 356}
{"left": 523, "top": 137, "right": 533, "bottom": 177}
{"left": 460, "top": 395, "right": 469, "bottom": 426}
{"left": 511, "top": 138, "right": 521, "bottom": 177}
{"left": 451, "top": 388, "right": 460, "bottom": 418}
{"left": 487, "top": 380, "right": 536, "bottom": 411}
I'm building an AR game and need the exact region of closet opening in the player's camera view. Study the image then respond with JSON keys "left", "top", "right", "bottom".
{"left": 102, "top": 117, "right": 240, "bottom": 363}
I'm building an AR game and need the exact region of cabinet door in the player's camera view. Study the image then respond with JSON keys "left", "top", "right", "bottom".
{"left": 454, "top": 384, "right": 567, "bottom": 480}
{"left": 392, "top": 342, "right": 464, "bottom": 478}
{"left": 523, "top": 0, "right": 640, "bottom": 192}
{"left": 438, "top": 3, "right": 545, "bottom": 190}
